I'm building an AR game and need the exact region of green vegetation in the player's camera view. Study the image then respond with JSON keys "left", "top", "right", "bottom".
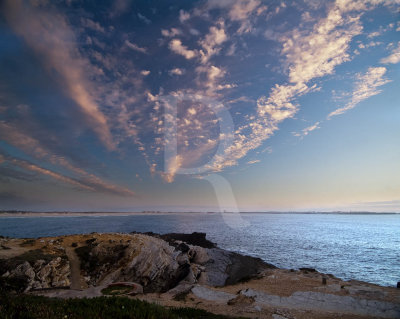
{"left": 0, "top": 294, "right": 241, "bottom": 319}
{"left": 75, "top": 244, "right": 127, "bottom": 274}
{"left": 3, "top": 249, "right": 55, "bottom": 266}
{"left": 0, "top": 277, "right": 28, "bottom": 294}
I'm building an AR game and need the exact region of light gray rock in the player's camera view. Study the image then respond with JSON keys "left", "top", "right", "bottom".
{"left": 14, "top": 261, "right": 35, "bottom": 281}
{"left": 73, "top": 233, "right": 271, "bottom": 291}
{"left": 254, "top": 305, "right": 262, "bottom": 312}
{"left": 191, "top": 285, "right": 235, "bottom": 303}
{"left": 241, "top": 288, "right": 400, "bottom": 318}
{"left": 194, "top": 247, "right": 271, "bottom": 286}
{"left": 79, "top": 234, "right": 191, "bottom": 293}
{"left": 190, "top": 246, "right": 211, "bottom": 265}
{"left": 165, "top": 283, "right": 194, "bottom": 299}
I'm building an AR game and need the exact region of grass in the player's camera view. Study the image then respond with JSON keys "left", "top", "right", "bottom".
{"left": 0, "top": 294, "right": 242, "bottom": 319}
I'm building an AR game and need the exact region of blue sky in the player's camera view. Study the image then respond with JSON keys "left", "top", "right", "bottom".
{"left": 0, "top": 0, "right": 399, "bottom": 212}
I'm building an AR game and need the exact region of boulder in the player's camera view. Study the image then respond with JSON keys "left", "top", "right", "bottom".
{"left": 196, "top": 247, "right": 274, "bottom": 286}
{"left": 160, "top": 232, "right": 216, "bottom": 248}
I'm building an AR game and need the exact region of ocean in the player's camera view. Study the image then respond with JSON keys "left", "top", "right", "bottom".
{"left": 0, "top": 213, "right": 399, "bottom": 287}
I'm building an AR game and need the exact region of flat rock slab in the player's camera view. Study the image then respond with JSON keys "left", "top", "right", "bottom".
{"left": 191, "top": 285, "right": 235, "bottom": 303}
{"left": 241, "top": 288, "right": 400, "bottom": 318}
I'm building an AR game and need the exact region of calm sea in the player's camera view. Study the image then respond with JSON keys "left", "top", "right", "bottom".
{"left": 0, "top": 213, "right": 399, "bottom": 287}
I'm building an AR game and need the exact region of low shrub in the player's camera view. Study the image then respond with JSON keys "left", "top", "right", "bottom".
{"left": 0, "top": 294, "right": 242, "bottom": 319}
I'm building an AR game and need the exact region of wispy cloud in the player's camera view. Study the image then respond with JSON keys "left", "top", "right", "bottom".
{"left": 2, "top": 154, "right": 95, "bottom": 192}
{"left": 169, "top": 39, "right": 197, "bottom": 59}
{"left": 199, "top": 20, "right": 227, "bottom": 63}
{"left": 195, "top": 0, "right": 392, "bottom": 173}
{"left": 281, "top": 2, "right": 363, "bottom": 84}
{"left": 169, "top": 68, "right": 185, "bottom": 76}
{"left": 293, "top": 121, "right": 321, "bottom": 138}
{"left": 0, "top": 121, "right": 136, "bottom": 197}
{"left": 125, "top": 40, "right": 148, "bottom": 53}
{"left": 4, "top": 0, "right": 115, "bottom": 150}
{"left": 161, "top": 28, "right": 182, "bottom": 37}
{"left": 207, "top": 0, "right": 265, "bottom": 34}
{"left": 179, "top": 10, "right": 190, "bottom": 23}
{"left": 137, "top": 13, "right": 151, "bottom": 25}
{"left": 247, "top": 159, "right": 260, "bottom": 164}
{"left": 380, "top": 42, "right": 400, "bottom": 64}
{"left": 328, "top": 67, "right": 390, "bottom": 118}
{"left": 80, "top": 18, "right": 105, "bottom": 33}
{"left": 109, "top": 0, "right": 131, "bottom": 18}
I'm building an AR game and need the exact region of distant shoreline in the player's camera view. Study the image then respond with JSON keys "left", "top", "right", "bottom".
{"left": 0, "top": 211, "right": 398, "bottom": 217}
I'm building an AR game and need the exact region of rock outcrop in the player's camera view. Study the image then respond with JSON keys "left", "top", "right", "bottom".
{"left": 71, "top": 232, "right": 272, "bottom": 293}
{"left": 0, "top": 232, "right": 274, "bottom": 294}
{"left": 0, "top": 249, "right": 70, "bottom": 292}
{"left": 2, "top": 232, "right": 399, "bottom": 318}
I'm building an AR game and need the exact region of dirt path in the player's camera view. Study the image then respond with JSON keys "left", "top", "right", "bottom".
{"left": 65, "top": 247, "right": 87, "bottom": 290}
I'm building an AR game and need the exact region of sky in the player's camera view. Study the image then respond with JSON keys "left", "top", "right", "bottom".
{"left": 0, "top": 0, "right": 399, "bottom": 212}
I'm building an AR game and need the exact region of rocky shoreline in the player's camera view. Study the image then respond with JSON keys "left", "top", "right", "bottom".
{"left": 1, "top": 232, "right": 399, "bottom": 318}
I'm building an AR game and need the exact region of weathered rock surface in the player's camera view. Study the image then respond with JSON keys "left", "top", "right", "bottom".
{"left": 0, "top": 253, "right": 70, "bottom": 292}
{"left": 0, "top": 232, "right": 273, "bottom": 295}
{"left": 240, "top": 288, "right": 400, "bottom": 318}
{"left": 69, "top": 232, "right": 272, "bottom": 293}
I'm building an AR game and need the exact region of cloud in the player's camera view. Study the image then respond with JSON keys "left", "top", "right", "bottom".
{"left": 199, "top": 21, "right": 227, "bottom": 63}
{"left": 4, "top": 0, "right": 115, "bottom": 150}
{"left": 109, "top": 0, "right": 131, "bottom": 18}
{"left": 169, "top": 39, "right": 197, "bottom": 59}
{"left": 328, "top": 67, "right": 390, "bottom": 118}
{"left": 179, "top": 10, "right": 190, "bottom": 23}
{"left": 141, "top": 70, "right": 151, "bottom": 76}
{"left": 80, "top": 18, "right": 105, "bottom": 33}
{"left": 161, "top": 28, "right": 182, "bottom": 37}
{"left": 380, "top": 42, "right": 400, "bottom": 64}
{"left": 190, "top": 28, "right": 200, "bottom": 36}
{"left": 293, "top": 121, "right": 320, "bottom": 137}
{"left": 206, "top": 0, "right": 264, "bottom": 33}
{"left": 169, "top": 68, "right": 185, "bottom": 76}
{"left": 281, "top": 4, "right": 363, "bottom": 84}
{"left": 198, "top": 0, "right": 386, "bottom": 172}
{"left": 247, "top": 159, "right": 260, "bottom": 164}
{"left": 137, "top": 13, "right": 151, "bottom": 24}
{"left": 125, "top": 40, "right": 147, "bottom": 53}
{"left": 161, "top": 155, "right": 183, "bottom": 183}
{"left": 0, "top": 122, "right": 136, "bottom": 197}
{"left": 3, "top": 155, "right": 95, "bottom": 191}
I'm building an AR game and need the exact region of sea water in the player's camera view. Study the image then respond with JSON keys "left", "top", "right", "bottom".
{"left": 0, "top": 213, "right": 399, "bottom": 287}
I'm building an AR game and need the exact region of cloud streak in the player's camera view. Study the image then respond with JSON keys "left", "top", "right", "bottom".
{"left": 2, "top": 154, "right": 95, "bottom": 192}
{"left": 0, "top": 121, "right": 136, "bottom": 197}
{"left": 328, "top": 67, "right": 390, "bottom": 118}
{"left": 293, "top": 121, "right": 321, "bottom": 138}
{"left": 4, "top": 0, "right": 115, "bottom": 150}
{"left": 125, "top": 40, "right": 148, "bottom": 54}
